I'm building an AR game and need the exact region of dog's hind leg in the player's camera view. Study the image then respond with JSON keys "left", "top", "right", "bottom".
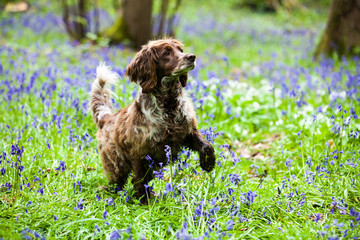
{"left": 100, "top": 150, "right": 130, "bottom": 192}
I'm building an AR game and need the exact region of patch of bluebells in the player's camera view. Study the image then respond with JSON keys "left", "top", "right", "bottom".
{"left": 200, "top": 127, "right": 220, "bottom": 144}
{"left": 55, "top": 160, "right": 66, "bottom": 171}
{"left": 73, "top": 199, "right": 84, "bottom": 211}
{"left": 0, "top": 5, "right": 360, "bottom": 240}
{"left": 21, "top": 228, "right": 45, "bottom": 240}
{"left": 165, "top": 182, "right": 176, "bottom": 198}
{"left": 109, "top": 226, "right": 132, "bottom": 240}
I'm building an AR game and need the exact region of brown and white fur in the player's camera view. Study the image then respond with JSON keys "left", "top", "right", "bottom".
{"left": 90, "top": 38, "right": 215, "bottom": 204}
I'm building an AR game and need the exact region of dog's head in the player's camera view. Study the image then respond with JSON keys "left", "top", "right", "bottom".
{"left": 125, "top": 38, "right": 196, "bottom": 93}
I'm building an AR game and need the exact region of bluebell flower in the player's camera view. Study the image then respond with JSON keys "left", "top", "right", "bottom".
{"left": 18, "top": 165, "right": 24, "bottom": 172}
{"left": 74, "top": 199, "right": 84, "bottom": 210}
{"left": 96, "top": 194, "right": 101, "bottom": 201}
{"left": 103, "top": 210, "right": 108, "bottom": 220}
{"left": 164, "top": 145, "right": 171, "bottom": 164}
{"left": 34, "top": 231, "right": 41, "bottom": 238}
{"left": 245, "top": 190, "right": 257, "bottom": 205}
{"left": 78, "top": 181, "right": 82, "bottom": 192}
{"left": 145, "top": 155, "right": 154, "bottom": 168}
{"left": 337, "top": 105, "right": 342, "bottom": 112}
{"left": 226, "top": 219, "right": 234, "bottom": 230}
{"left": 333, "top": 219, "right": 344, "bottom": 228}
{"left": 306, "top": 157, "right": 312, "bottom": 168}
{"left": 165, "top": 183, "right": 174, "bottom": 194}
{"left": 21, "top": 229, "right": 33, "bottom": 240}
{"left": 109, "top": 230, "right": 121, "bottom": 240}
{"left": 350, "top": 107, "right": 357, "bottom": 119}
{"left": 194, "top": 203, "right": 202, "bottom": 217}
{"left": 54, "top": 215, "right": 58, "bottom": 221}
{"left": 313, "top": 213, "right": 322, "bottom": 222}
{"left": 153, "top": 168, "right": 165, "bottom": 180}
{"left": 285, "top": 158, "right": 292, "bottom": 168}
{"left": 55, "top": 161, "right": 66, "bottom": 171}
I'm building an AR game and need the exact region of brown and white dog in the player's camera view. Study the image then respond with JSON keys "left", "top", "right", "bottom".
{"left": 90, "top": 38, "right": 215, "bottom": 204}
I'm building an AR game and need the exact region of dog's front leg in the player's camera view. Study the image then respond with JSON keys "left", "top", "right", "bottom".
{"left": 184, "top": 130, "right": 216, "bottom": 172}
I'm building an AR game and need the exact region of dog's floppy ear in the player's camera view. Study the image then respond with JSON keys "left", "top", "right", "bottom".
{"left": 179, "top": 73, "right": 188, "bottom": 87}
{"left": 125, "top": 46, "right": 158, "bottom": 93}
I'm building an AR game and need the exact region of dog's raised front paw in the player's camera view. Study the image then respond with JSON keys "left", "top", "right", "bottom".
{"left": 200, "top": 145, "right": 215, "bottom": 172}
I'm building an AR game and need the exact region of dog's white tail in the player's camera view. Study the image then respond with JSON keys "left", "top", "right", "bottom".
{"left": 90, "top": 63, "right": 119, "bottom": 127}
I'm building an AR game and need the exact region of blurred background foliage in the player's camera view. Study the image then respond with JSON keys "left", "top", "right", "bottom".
{"left": 0, "top": 0, "right": 331, "bottom": 47}
{"left": 2, "top": 0, "right": 359, "bottom": 59}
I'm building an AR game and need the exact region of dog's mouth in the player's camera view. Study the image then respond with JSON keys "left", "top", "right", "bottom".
{"left": 172, "top": 62, "right": 196, "bottom": 77}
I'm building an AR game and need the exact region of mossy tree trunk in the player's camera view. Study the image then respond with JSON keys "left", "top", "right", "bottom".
{"left": 104, "top": 0, "right": 153, "bottom": 49}
{"left": 315, "top": 0, "right": 360, "bottom": 59}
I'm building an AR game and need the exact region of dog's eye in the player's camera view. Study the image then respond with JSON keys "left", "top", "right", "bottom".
{"left": 163, "top": 50, "right": 171, "bottom": 56}
{"left": 179, "top": 48, "right": 183, "bottom": 53}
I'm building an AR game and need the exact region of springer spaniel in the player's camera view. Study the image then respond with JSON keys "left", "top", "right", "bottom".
{"left": 90, "top": 38, "right": 215, "bottom": 204}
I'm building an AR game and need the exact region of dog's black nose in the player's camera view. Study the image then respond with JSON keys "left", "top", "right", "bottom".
{"left": 186, "top": 54, "right": 196, "bottom": 62}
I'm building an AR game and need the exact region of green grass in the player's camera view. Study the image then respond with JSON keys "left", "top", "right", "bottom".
{"left": 0, "top": 1, "right": 359, "bottom": 239}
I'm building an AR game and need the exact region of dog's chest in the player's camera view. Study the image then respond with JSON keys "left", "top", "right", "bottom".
{"left": 143, "top": 94, "right": 196, "bottom": 144}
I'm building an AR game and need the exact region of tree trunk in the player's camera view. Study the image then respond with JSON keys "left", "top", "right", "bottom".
{"left": 157, "top": 0, "right": 169, "bottom": 37}
{"left": 104, "top": 0, "right": 153, "bottom": 48}
{"left": 61, "top": 0, "right": 87, "bottom": 41}
{"left": 315, "top": 0, "right": 360, "bottom": 59}
{"left": 167, "top": 0, "right": 182, "bottom": 36}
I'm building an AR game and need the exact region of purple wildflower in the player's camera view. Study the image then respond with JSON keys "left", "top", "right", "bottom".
{"left": 96, "top": 194, "right": 101, "bottom": 201}
{"left": 226, "top": 219, "right": 234, "bottom": 230}
{"left": 145, "top": 155, "right": 154, "bottom": 168}
{"left": 103, "top": 210, "right": 108, "bottom": 220}
{"left": 285, "top": 158, "right": 292, "bottom": 168}
{"left": 165, "top": 145, "right": 171, "bottom": 164}
{"left": 78, "top": 181, "right": 82, "bottom": 192}
{"left": 109, "top": 230, "right": 121, "bottom": 240}
{"left": 74, "top": 199, "right": 84, "bottom": 210}
{"left": 165, "top": 183, "right": 175, "bottom": 197}
{"left": 246, "top": 190, "right": 257, "bottom": 205}
{"left": 55, "top": 160, "right": 66, "bottom": 171}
